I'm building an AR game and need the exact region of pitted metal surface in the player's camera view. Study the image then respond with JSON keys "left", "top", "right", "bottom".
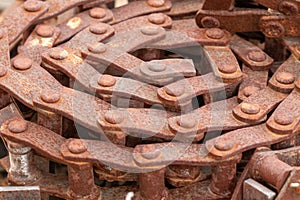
{"left": 0, "top": 0, "right": 299, "bottom": 200}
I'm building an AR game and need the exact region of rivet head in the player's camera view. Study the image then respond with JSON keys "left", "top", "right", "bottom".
{"left": 141, "top": 146, "right": 161, "bottom": 160}
{"left": 263, "top": 22, "right": 285, "bottom": 38}
{"left": 8, "top": 119, "right": 28, "bottom": 133}
{"left": 218, "top": 64, "right": 237, "bottom": 74}
{"left": 49, "top": 47, "right": 69, "bottom": 60}
{"left": 87, "top": 43, "right": 107, "bottom": 54}
{"left": 23, "top": 0, "right": 42, "bottom": 12}
{"left": 147, "top": 0, "right": 165, "bottom": 7}
{"left": 205, "top": 28, "right": 225, "bottom": 39}
{"left": 97, "top": 75, "right": 116, "bottom": 87}
{"left": 13, "top": 56, "right": 33, "bottom": 70}
{"left": 141, "top": 26, "right": 160, "bottom": 35}
{"left": 275, "top": 72, "right": 295, "bottom": 84}
{"left": 165, "top": 86, "right": 185, "bottom": 97}
{"left": 248, "top": 50, "right": 267, "bottom": 62}
{"left": 41, "top": 90, "right": 61, "bottom": 103}
{"left": 0, "top": 29, "right": 3, "bottom": 39}
{"left": 148, "top": 63, "right": 166, "bottom": 72}
{"left": 89, "top": 24, "right": 107, "bottom": 34}
{"left": 243, "top": 86, "right": 260, "bottom": 97}
{"left": 201, "top": 16, "right": 220, "bottom": 28}
{"left": 274, "top": 113, "right": 294, "bottom": 126}
{"left": 176, "top": 118, "right": 196, "bottom": 129}
{"left": 148, "top": 13, "right": 166, "bottom": 25}
{"left": 104, "top": 111, "right": 124, "bottom": 124}
{"left": 68, "top": 140, "right": 87, "bottom": 154}
{"left": 278, "top": 1, "right": 298, "bottom": 16}
{"left": 214, "top": 140, "right": 234, "bottom": 151}
{"left": 240, "top": 103, "right": 260, "bottom": 115}
{"left": 89, "top": 7, "right": 106, "bottom": 19}
{"left": 36, "top": 25, "right": 54, "bottom": 37}
{"left": 0, "top": 64, "right": 7, "bottom": 77}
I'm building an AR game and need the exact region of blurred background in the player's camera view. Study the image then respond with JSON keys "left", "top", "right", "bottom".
{"left": 0, "top": 0, "right": 14, "bottom": 11}
{"left": 0, "top": 0, "right": 129, "bottom": 23}
{"left": 0, "top": 0, "right": 130, "bottom": 11}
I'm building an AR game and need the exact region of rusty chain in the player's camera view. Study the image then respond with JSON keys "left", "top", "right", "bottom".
{"left": 0, "top": 0, "right": 299, "bottom": 199}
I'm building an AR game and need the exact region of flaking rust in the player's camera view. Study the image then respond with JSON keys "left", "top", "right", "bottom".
{"left": 0, "top": 0, "right": 299, "bottom": 199}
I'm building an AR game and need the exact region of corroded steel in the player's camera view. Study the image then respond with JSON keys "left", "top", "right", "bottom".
{"left": 0, "top": 0, "right": 299, "bottom": 200}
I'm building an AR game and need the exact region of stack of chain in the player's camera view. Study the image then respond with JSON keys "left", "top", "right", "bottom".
{"left": 0, "top": 0, "right": 299, "bottom": 199}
